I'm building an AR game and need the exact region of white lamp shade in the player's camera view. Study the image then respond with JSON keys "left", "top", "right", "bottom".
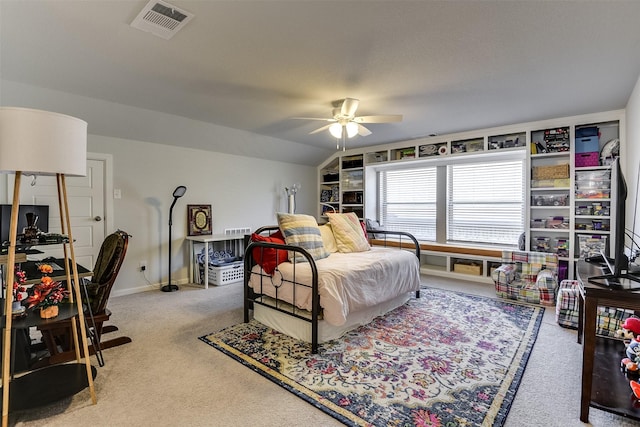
{"left": 0, "top": 107, "right": 87, "bottom": 176}
{"left": 329, "top": 122, "right": 342, "bottom": 139}
{"left": 345, "top": 122, "right": 358, "bottom": 138}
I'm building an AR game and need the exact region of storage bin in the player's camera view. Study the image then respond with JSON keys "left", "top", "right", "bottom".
{"left": 532, "top": 164, "right": 570, "bottom": 180}
{"left": 453, "top": 262, "right": 482, "bottom": 275}
{"left": 575, "top": 136, "right": 600, "bottom": 153}
{"left": 556, "top": 279, "right": 636, "bottom": 336}
{"left": 532, "top": 194, "right": 569, "bottom": 206}
{"left": 575, "top": 188, "right": 610, "bottom": 199}
{"left": 576, "top": 126, "right": 599, "bottom": 138}
{"left": 531, "top": 178, "right": 570, "bottom": 188}
{"left": 545, "top": 216, "right": 568, "bottom": 229}
{"left": 578, "top": 235, "right": 608, "bottom": 259}
{"left": 322, "top": 172, "right": 339, "bottom": 182}
{"left": 575, "top": 152, "right": 600, "bottom": 167}
{"left": 575, "top": 205, "right": 593, "bottom": 215}
{"left": 575, "top": 170, "right": 611, "bottom": 181}
{"left": 532, "top": 236, "right": 551, "bottom": 252}
{"left": 199, "top": 261, "right": 244, "bottom": 286}
{"left": 530, "top": 219, "right": 546, "bottom": 228}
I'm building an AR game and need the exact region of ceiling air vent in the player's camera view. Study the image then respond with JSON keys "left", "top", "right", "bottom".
{"left": 130, "top": 0, "right": 194, "bottom": 40}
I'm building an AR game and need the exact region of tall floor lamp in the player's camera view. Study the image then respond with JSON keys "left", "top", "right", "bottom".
{"left": 0, "top": 107, "right": 96, "bottom": 426}
{"left": 162, "top": 185, "right": 187, "bottom": 292}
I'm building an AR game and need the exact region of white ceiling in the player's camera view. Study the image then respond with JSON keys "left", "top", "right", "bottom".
{"left": 2, "top": 1, "right": 640, "bottom": 166}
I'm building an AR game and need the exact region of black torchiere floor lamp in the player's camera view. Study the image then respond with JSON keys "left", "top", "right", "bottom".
{"left": 162, "top": 185, "right": 187, "bottom": 292}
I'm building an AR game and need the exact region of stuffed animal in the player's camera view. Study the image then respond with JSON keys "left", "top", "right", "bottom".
{"left": 622, "top": 357, "right": 640, "bottom": 376}
{"left": 631, "top": 380, "right": 640, "bottom": 399}
{"left": 615, "top": 327, "right": 636, "bottom": 343}
{"left": 627, "top": 338, "right": 640, "bottom": 362}
{"left": 622, "top": 317, "right": 640, "bottom": 336}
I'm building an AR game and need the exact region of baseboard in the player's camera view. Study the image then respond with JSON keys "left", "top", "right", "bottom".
{"left": 111, "top": 277, "right": 191, "bottom": 297}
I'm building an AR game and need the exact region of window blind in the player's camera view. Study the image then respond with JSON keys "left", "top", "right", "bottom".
{"left": 379, "top": 167, "right": 437, "bottom": 241}
{"left": 447, "top": 160, "right": 524, "bottom": 245}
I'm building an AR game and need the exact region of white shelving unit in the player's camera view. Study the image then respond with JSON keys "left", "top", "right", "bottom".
{"left": 316, "top": 110, "right": 625, "bottom": 282}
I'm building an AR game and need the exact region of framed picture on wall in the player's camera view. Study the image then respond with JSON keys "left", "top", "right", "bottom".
{"left": 187, "top": 204, "right": 212, "bottom": 236}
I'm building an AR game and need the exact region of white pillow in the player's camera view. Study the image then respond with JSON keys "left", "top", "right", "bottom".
{"left": 318, "top": 224, "right": 338, "bottom": 253}
{"left": 327, "top": 212, "right": 370, "bottom": 253}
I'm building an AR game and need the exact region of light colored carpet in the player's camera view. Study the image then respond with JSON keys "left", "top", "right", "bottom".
{"left": 11, "top": 276, "right": 640, "bottom": 427}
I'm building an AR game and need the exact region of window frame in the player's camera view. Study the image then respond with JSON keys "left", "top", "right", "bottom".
{"left": 368, "top": 149, "right": 526, "bottom": 248}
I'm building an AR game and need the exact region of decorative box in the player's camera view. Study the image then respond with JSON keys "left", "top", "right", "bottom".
{"left": 532, "top": 164, "right": 570, "bottom": 180}
{"left": 575, "top": 152, "right": 600, "bottom": 167}
{"left": 453, "top": 262, "right": 482, "bottom": 275}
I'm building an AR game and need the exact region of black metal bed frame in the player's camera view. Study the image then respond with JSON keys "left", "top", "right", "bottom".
{"left": 243, "top": 226, "right": 421, "bottom": 353}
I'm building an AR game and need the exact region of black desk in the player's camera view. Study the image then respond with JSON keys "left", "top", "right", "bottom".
{"left": 577, "top": 260, "right": 640, "bottom": 423}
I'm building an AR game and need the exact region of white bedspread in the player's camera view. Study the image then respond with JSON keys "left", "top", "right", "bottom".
{"left": 249, "top": 247, "right": 420, "bottom": 326}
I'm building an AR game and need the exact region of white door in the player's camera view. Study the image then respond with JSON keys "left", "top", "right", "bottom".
{"left": 10, "top": 159, "right": 106, "bottom": 269}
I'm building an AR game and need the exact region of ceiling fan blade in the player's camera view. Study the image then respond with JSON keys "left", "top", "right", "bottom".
{"left": 353, "top": 114, "right": 403, "bottom": 124}
{"left": 309, "top": 123, "right": 333, "bottom": 135}
{"left": 357, "top": 123, "right": 372, "bottom": 136}
{"left": 292, "top": 117, "right": 336, "bottom": 122}
{"left": 341, "top": 98, "right": 359, "bottom": 118}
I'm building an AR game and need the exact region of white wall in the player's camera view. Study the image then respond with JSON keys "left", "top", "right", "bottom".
{"left": 626, "top": 75, "right": 640, "bottom": 241}
{"left": 1, "top": 133, "right": 316, "bottom": 296}
{"left": 0, "top": 80, "right": 320, "bottom": 296}
{"left": 89, "top": 135, "right": 316, "bottom": 295}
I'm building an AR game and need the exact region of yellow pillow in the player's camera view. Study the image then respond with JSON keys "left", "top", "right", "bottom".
{"left": 327, "top": 212, "right": 370, "bottom": 253}
{"left": 318, "top": 224, "right": 338, "bottom": 253}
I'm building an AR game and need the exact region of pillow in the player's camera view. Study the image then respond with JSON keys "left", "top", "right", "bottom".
{"left": 318, "top": 224, "right": 338, "bottom": 253}
{"left": 327, "top": 212, "right": 370, "bottom": 253}
{"left": 251, "top": 232, "right": 289, "bottom": 274}
{"left": 276, "top": 213, "right": 329, "bottom": 262}
{"left": 366, "top": 218, "right": 384, "bottom": 239}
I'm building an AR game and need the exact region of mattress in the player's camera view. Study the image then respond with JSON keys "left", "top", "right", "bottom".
{"left": 248, "top": 246, "right": 420, "bottom": 326}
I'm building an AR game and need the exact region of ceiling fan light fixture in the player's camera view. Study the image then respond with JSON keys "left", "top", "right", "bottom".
{"left": 346, "top": 122, "right": 358, "bottom": 138}
{"left": 329, "top": 122, "right": 343, "bottom": 139}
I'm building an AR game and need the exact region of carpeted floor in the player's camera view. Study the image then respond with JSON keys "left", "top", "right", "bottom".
{"left": 10, "top": 276, "right": 640, "bottom": 426}
{"left": 200, "top": 287, "right": 544, "bottom": 427}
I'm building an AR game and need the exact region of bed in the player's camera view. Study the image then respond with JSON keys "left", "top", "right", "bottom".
{"left": 243, "top": 213, "right": 421, "bottom": 353}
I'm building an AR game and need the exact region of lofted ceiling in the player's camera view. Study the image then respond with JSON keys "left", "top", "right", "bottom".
{"left": 2, "top": 0, "right": 640, "bottom": 166}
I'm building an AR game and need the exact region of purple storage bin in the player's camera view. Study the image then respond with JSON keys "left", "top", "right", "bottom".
{"left": 558, "top": 264, "right": 568, "bottom": 283}
{"left": 575, "top": 152, "right": 599, "bottom": 167}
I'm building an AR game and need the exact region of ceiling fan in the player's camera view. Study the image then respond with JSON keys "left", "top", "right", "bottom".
{"left": 297, "top": 98, "right": 402, "bottom": 150}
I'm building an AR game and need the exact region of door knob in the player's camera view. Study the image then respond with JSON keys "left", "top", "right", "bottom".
{"left": 94, "top": 216, "right": 102, "bottom": 222}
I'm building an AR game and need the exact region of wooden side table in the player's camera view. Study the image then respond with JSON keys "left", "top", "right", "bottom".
{"left": 576, "top": 260, "right": 640, "bottom": 422}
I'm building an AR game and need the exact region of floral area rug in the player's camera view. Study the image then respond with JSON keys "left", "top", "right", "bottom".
{"left": 199, "top": 287, "right": 544, "bottom": 427}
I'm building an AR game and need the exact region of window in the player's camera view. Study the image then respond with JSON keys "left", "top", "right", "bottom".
{"left": 447, "top": 160, "right": 524, "bottom": 245}
{"left": 379, "top": 167, "right": 437, "bottom": 240}
{"left": 377, "top": 155, "right": 525, "bottom": 247}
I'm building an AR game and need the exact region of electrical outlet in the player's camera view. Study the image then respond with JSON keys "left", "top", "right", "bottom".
{"left": 139, "top": 260, "right": 147, "bottom": 272}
